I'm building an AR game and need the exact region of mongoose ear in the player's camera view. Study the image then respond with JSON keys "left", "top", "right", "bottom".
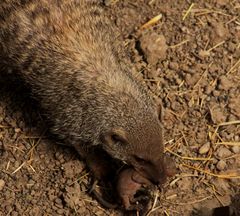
{"left": 102, "top": 128, "right": 128, "bottom": 146}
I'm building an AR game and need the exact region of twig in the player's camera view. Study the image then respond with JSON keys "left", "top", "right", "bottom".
{"left": 140, "top": 14, "right": 162, "bottom": 30}
{"left": 227, "top": 58, "right": 240, "bottom": 74}
{"left": 183, "top": 3, "right": 195, "bottom": 21}
{"left": 182, "top": 163, "right": 240, "bottom": 179}
{"left": 11, "top": 162, "right": 26, "bottom": 174}
{"left": 215, "top": 142, "right": 240, "bottom": 146}
{"left": 166, "top": 148, "right": 213, "bottom": 161}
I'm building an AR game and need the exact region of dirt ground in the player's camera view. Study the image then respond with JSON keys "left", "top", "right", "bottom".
{"left": 0, "top": 0, "right": 240, "bottom": 215}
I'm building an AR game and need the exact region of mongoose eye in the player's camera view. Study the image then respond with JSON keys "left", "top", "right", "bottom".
{"left": 111, "top": 134, "right": 127, "bottom": 146}
{"left": 133, "top": 156, "right": 148, "bottom": 165}
{"left": 102, "top": 128, "right": 128, "bottom": 147}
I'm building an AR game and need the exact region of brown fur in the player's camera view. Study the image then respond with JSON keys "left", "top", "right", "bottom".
{"left": 117, "top": 168, "right": 152, "bottom": 210}
{"left": 117, "top": 156, "right": 176, "bottom": 210}
{"left": 0, "top": 0, "right": 169, "bottom": 196}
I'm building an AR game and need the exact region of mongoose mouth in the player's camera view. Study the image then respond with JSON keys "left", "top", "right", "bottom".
{"left": 127, "top": 154, "right": 176, "bottom": 186}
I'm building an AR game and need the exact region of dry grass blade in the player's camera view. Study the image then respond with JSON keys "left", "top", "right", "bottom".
{"left": 166, "top": 148, "right": 213, "bottom": 161}
{"left": 164, "top": 195, "right": 212, "bottom": 205}
{"left": 227, "top": 58, "right": 240, "bottom": 74}
{"left": 170, "top": 39, "right": 189, "bottom": 48}
{"left": 11, "top": 162, "right": 26, "bottom": 174}
{"left": 215, "top": 142, "right": 240, "bottom": 146}
{"left": 5, "top": 161, "right": 10, "bottom": 171}
{"left": 218, "top": 120, "right": 240, "bottom": 126}
{"left": 28, "top": 164, "right": 36, "bottom": 172}
{"left": 183, "top": 3, "right": 195, "bottom": 21}
{"left": 26, "top": 130, "right": 46, "bottom": 156}
{"left": 225, "top": 153, "right": 240, "bottom": 160}
{"left": 226, "top": 16, "right": 239, "bottom": 25}
{"left": 182, "top": 163, "right": 240, "bottom": 179}
{"left": 193, "top": 62, "right": 213, "bottom": 89}
{"left": 194, "top": 9, "right": 231, "bottom": 17}
{"left": 70, "top": 172, "right": 89, "bottom": 186}
{"left": 140, "top": 14, "right": 162, "bottom": 30}
{"left": 164, "top": 210, "right": 170, "bottom": 216}
{"left": 146, "top": 191, "right": 159, "bottom": 216}
{"left": 0, "top": 125, "right": 9, "bottom": 128}
{"left": 203, "top": 182, "right": 225, "bottom": 206}
{"left": 206, "top": 40, "right": 225, "bottom": 52}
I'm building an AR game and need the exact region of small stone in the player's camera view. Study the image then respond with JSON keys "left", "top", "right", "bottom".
{"left": 232, "top": 146, "right": 239, "bottom": 154}
{"left": 199, "top": 142, "right": 210, "bottom": 154}
{"left": 228, "top": 96, "right": 240, "bottom": 118}
{"left": 55, "top": 198, "right": 62, "bottom": 205}
{"left": 57, "top": 209, "right": 64, "bottom": 214}
{"left": 213, "top": 90, "right": 221, "bottom": 97}
{"left": 139, "top": 32, "right": 168, "bottom": 65}
{"left": 216, "top": 0, "right": 228, "bottom": 6}
{"left": 31, "top": 199, "right": 38, "bottom": 205}
{"left": 210, "top": 106, "right": 226, "bottom": 124}
{"left": 11, "top": 211, "right": 18, "bottom": 216}
{"left": 234, "top": 135, "right": 239, "bottom": 142}
{"left": 169, "top": 62, "right": 179, "bottom": 71}
{"left": 14, "top": 128, "right": 21, "bottom": 133}
{"left": 216, "top": 160, "right": 227, "bottom": 171}
{"left": 0, "top": 179, "right": 5, "bottom": 191}
{"left": 217, "top": 147, "right": 232, "bottom": 158}
{"left": 28, "top": 179, "right": 35, "bottom": 185}
{"left": 104, "top": 0, "right": 118, "bottom": 6}
{"left": 199, "top": 50, "right": 210, "bottom": 58}
{"left": 147, "top": 69, "right": 161, "bottom": 79}
{"left": 214, "top": 22, "right": 228, "bottom": 38}
{"left": 218, "top": 76, "right": 232, "bottom": 91}
{"left": 5, "top": 205, "right": 12, "bottom": 212}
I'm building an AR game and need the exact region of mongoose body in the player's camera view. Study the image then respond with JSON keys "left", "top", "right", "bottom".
{"left": 0, "top": 0, "right": 169, "bottom": 206}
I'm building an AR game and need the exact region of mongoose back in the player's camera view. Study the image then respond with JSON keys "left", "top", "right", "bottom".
{"left": 0, "top": 0, "right": 169, "bottom": 199}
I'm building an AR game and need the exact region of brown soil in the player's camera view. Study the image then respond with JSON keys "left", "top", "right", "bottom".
{"left": 0, "top": 0, "right": 240, "bottom": 215}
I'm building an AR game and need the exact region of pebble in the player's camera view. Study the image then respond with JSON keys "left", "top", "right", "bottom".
{"left": 147, "top": 69, "right": 161, "bottom": 79}
{"left": 218, "top": 76, "right": 232, "bottom": 91}
{"left": 210, "top": 106, "right": 226, "bottom": 124}
{"left": 5, "top": 205, "right": 12, "bottom": 212}
{"left": 14, "top": 128, "right": 21, "bottom": 133}
{"left": 199, "top": 142, "right": 210, "bottom": 154}
{"left": 199, "top": 50, "right": 210, "bottom": 58}
{"left": 217, "top": 147, "right": 232, "bottom": 158}
{"left": 216, "top": 160, "right": 227, "bottom": 171}
{"left": 234, "top": 135, "right": 239, "bottom": 142}
{"left": 57, "top": 209, "right": 64, "bottom": 214}
{"left": 31, "top": 199, "right": 38, "bottom": 205}
{"left": 213, "top": 90, "right": 221, "bottom": 97}
{"left": 231, "top": 146, "right": 239, "bottom": 154}
{"left": 139, "top": 32, "right": 168, "bottom": 65}
{"left": 55, "top": 198, "right": 62, "bottom": 205}
{"left": 11, "top": 211, "right": 18, "bottom": 216}
{"left": 0, "top": 179, "right": 5, "bottom": 191}
{"left": 216, "top": 0, "right": 228, "bottom": 6}
{"left": 104, "top": 0, "right": 118, "bottom": 6}
{"left": 213, "top": 21, "right": 229, "bottom": 39}
{"left": 169, "top": 62, "right": 179, "bottom": 71}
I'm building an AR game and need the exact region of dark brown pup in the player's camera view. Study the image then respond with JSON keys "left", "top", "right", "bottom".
{"left": 117, "top": 168, "right": 152, "bottom": 210}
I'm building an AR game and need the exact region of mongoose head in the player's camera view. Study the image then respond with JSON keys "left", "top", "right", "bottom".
{"left": 101, "top": 105, "right": 173, "bottom": 185}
